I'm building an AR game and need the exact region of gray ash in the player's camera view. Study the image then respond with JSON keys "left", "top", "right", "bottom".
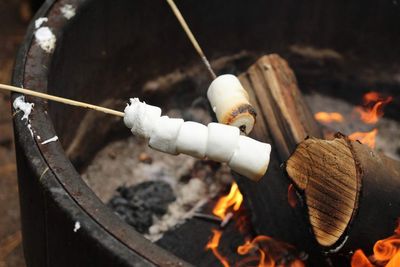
{"left": 108, "top": 181, "right": 176, "bottom": 234}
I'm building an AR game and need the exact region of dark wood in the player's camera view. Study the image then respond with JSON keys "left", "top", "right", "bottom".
{"left": 286, "top": 135, "right": 400, "bottom": 254}
{"left": 233, "top": 54, "right": 325, "bottom": 263}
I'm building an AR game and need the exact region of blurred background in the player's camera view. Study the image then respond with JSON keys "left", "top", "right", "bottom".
{"left": 0, "top": 0, "right": 42, "bottom": 266}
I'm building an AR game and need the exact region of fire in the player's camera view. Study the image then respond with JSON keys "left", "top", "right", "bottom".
{"left": 206, "top": 183, "right": 243, "bottom": 266}
{"left": 351, "top": 250, "right": 374, "bottom": 267}
{"left": 213, "top": 182, "right": 243, "bottom": 220}
{"left": 351, "top": 221, "right": 400, "bottom": 267}
{"left": 208, "top": 183, "right": 304, "bottom": 267}
{"left": 237, "top": 236, "right": 275, "bottom": 267}
{"left": 355, "top": 92, "right": 393, "bottom": 124}
{"left": 205, "top": 229, "right": 230, "bottom": 267}
{"left": 348, "top": 129, "right": 378, "bottom": 149}
{"left": 314, "top": 112, "right": 344, "bottom": 123}
{"left": 236, "top": 236, "right": 305, "bottom": 267}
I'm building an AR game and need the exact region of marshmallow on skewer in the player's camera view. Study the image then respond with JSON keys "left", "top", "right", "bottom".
{"left": 228, "top": 136, "right": 271, "bottom": 181}
{"left": 206, "top": 122, "right": 239, "bottom": 163}
{"left": 124, "top": 99, "right": 270, "bottom": 181}
{"left": 149, "top": 116, "right": 184, "bottom": 155}
{"left": 207, "top": 74, "right": 256, "bottom": 134}
{"left": 124, "top": 98, "right": 161, "bottom": 138}
{"left": 176, "top": 121, "right": 208, "bottom": 159}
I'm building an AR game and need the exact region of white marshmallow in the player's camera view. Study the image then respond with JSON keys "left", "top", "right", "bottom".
{"left": 123, "top": 98, "right": 272, "bottom": 181}
{"left": 207, "top": 74, "right": 255, "bottom": 134}
{"left": 124, "top": 98, "right": 161, "bottom": 138}
{"left": 228, "top": 136, "right": 271, "bottom": 181}
{"left": 206, "top": 122, "right": 240, "bottom": 162}
{"left": 149, "top": 116, "right": 184, "bottom": 155}
{"left": 176, "top": 121, "right": 208, "bottom": 159}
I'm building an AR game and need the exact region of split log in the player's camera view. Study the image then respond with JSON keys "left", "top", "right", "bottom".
{"left": 156, "top": 54, "right": 325, "bottom": 265}
{"left": 286, "top": 135, "right": 400, "bottom": 253}
{"left": 234, "top": 54, "right": 325, "bottom": 263}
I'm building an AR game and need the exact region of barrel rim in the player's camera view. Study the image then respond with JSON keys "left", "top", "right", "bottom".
{"left": 12, "top": 0, "right": 190, "bottom": 266}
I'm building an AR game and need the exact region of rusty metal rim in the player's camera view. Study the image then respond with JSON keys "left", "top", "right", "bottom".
{"left": 12, "top": 0, "right": 190, "bottom": 266}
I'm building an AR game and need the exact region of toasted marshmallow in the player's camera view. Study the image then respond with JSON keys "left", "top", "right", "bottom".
{"left": 206, "top": 122, "right": 240, "bottom": 162}
{"left": 176, "top": 121, "right": 208, "bottom": 159}
{"left": 228, "top": 136, "right": 271, "bottom": 181}
{"left": 149, "top": 116, "right": 184, "bottom": 155}
{"left": 207, "top": 74, "right": 256, "bottom": 134}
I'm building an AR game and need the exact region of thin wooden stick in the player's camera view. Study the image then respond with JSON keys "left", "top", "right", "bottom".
{"left": 0, "top": 83, "right": 124, "bottom": 117}
{"left": 165, "top": 0, "right": 217, "bottom": 80}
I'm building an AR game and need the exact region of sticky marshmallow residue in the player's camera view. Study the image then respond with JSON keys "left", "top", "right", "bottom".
{"left": 41, "top": 136, "right": 58, "bottom": 145}
{"left": 60, "top": 4, "right": 76, "bottom": 19}
{"left": 13, "top": 96, "right": 34, "bottom": 121}
{"left": 27, "top": 124, "right": 34, "bottom": 137}
{"left": 73, "top": 221, "right": 81, "bottom": 232}
{"left": 34, "top": 27, "right": 56, "bottom": 53}
{"left": 35, "top": 17, "right": 48, "bottom": 29}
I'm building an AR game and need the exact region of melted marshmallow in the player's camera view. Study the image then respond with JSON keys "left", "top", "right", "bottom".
{"left": 41, "top": 136, "right": 59, "bottom": 145}
{"left": 60, "top": 4, "right": 76, "bottom": 19}
{"left": 13, "top": 96, "right": 34, "bottom": 121}
{"left": 35, "top": 27, "right": 56, "bottom": 53}
{"left": 35, "top": 17, "right": 48, "bottom": 29}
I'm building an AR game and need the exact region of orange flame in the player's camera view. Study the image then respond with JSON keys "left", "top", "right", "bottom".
{"left": 237, "top": 236, "right": 305, "bottom": 267}
{"left": 213, "top": 182, "right": 243, "bottom": 220}
{"left": 237, "top": 236, "right": 275, "bottom": 267}
{"left": 351, "top": 250, "right": 374, "bottom": 267}
{"left": 355, "top": 92, "right": 393, "bottom": 124}
{"left": 348, "top": 129, "right": 378, "bottom": 149}
{"left": 352, "top": 221, "right": 400, "bottom": 267}
{"left": 205, "top": 229, "right": 230, "bottom": 267}
{"left": 314, "top": 112, "right": 344, "bottom": 123}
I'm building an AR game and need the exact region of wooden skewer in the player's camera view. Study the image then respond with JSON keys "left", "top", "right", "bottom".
{"left": 165, "top": 0, "right": 217, "bottom": 80}
{"left": 0, "top": 83, "right": 125, "bottom": 117}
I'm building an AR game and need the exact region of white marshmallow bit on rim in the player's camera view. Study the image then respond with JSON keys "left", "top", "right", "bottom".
{"left": 176, "top": 121, "right": 208, "bottom": 159}
{"left": 207, "top": 74, "right": 256, "bottom": 134}
{"left": 149, "top": 116, "right": 184, "bottom": 155}
{"left": 206, "top": 122, "right": 240, "bottom": 163}
{"left": 228, "top": 135, "right": 271, "bottom": 181}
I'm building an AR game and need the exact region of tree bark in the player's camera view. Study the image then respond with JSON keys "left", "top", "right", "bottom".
{"left": 286, "top": 134, "right": 400, "bottom": 254}
{"left": 235, "top": 54, "right": 325, "bottom": 262}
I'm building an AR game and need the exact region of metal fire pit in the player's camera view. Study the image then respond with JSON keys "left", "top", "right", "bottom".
{"left": 12, "top": 0, "right": 400, "bottom": 266}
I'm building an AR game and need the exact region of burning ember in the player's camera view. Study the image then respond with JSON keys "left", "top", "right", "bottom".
{"left": 351, "top": 221, "right": 400, "bottom": 267}
{"left": 212, "top": 182, "right": 243, "bottom": 220}
{"left": 314, "top": 112, "right": 344, "bottom": 123}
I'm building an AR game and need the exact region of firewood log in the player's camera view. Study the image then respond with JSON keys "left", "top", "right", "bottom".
{"left": 234, "top": 54, "right": 325, "bottom": 263}
{"left": 286, "top": 134, "right": 400, "bottom": 253}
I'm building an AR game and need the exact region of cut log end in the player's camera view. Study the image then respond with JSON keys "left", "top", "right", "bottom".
{"left": 286, "top": 136, "right": 360, "bottom": 247}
